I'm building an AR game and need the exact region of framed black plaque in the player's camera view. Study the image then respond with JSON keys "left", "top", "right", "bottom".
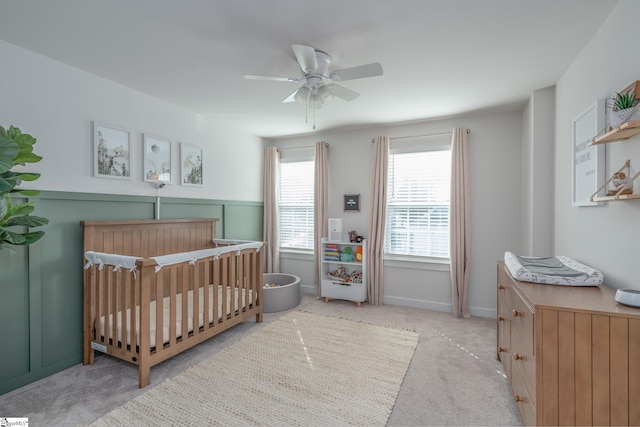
{"left": 344, "top": 194, "right": 360, "bottom": 211}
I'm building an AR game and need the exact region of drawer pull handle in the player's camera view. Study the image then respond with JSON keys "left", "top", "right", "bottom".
{"left": 498, "top": 346, "right": 506, "bottom": 353}
{"left": 513, "top": 352, "right": 523, "bottom": 360}
{"left": 498, "top": 315, "right": 505, "bottom": 321}
{"left": 514, "top": 394, "right": 525, "bottom": 403}
{"left": 512, "top": 309, "right": 522, "bottom": 318}
{"left": 498, "top": 284, "right": 505, "bottom": 290}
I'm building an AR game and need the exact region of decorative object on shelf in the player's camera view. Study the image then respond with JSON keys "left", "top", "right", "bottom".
{"left": 606, "top": 171, "right": 632, "bottom": 196}
{"left": 343, "top": 194, "right": 360, "bottom": 211}
{"left": 572, "top": 99, "right": 606, "bottom": 206}
{"left": 0, "top": 125, "right": 49, "bottom": 255}
{"left": 348, "top": 229, "right": 364, "bottom": 243}
{"left": 354, "top": 245, "right": 363, "bottom": 262}
{"left": 608, "top": 81, "right": 640, "bottom": 130}
{"left": 340, "top": 246, "right": 355, "bottom": 262}
{"left": 590, "top": 159, "right": 640, "bottom": 201}
{"left": 93, "top": 121, "right": 132, "bottom": 180}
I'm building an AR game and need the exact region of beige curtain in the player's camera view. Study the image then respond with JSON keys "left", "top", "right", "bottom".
{"left": 263, "top": 146, "right": 280, "bottom": 273}
{"left": 367, "top": 135, "right": 389, "bottom": 306}
{"left": 450, "top": 127, "right": 471, "bottom": 318}
{"left": 314, "top": 142, "right": 329, "bottom": 298}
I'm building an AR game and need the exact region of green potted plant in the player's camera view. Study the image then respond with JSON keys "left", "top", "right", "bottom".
{"left": 609, "top": 87, "right": 640, "bottom": 129}
{"left": 0, "top": 125, "right": 49, "bottom": 255}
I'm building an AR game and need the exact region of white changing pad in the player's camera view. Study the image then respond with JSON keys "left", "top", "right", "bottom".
{"left": 504, "top": 252, "right": 603, "bottom": 286}
{"left": 99, "top": 285, "right": 253, "bottom": 348}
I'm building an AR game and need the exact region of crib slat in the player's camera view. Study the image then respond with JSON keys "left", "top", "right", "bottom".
{"left": 181, "top": 265, "right": 189, "bottom": 340}
{"left": 122, "top": 270, "right": 130, "bottom": 350}
{"left": 114, "top": 270, "right": 122, "bottom": 348}
{"left": 203, "top": 261, "right": 210, "bottom": 330}
{"left": 104, "top": 271, "right": 112, "bottom": 346}
{"left": 192, "top": 262, "right": 200, "bottom": 337}
{"left": 169, "top": 267, "right": 177, "bottom": 346}
{"left": 156, "top": 268, "right": 164, "bottom": 351}
{"left": 212, "top": 257, "right": 219, "bottom": 326}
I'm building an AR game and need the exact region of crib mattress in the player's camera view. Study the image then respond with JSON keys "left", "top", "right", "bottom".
{"left": 504, "top": 251, "right": 603, "bottom": 286}
{"left": 99, "top": 285, "right": 253, "bottom": 348}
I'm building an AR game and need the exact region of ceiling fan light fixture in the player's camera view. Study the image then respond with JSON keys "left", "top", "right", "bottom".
{"left": 294, "top": 86, "right": 310, "bottom": 104}
{"left": 318, "top": 85, "right": 334, "bottom": 104}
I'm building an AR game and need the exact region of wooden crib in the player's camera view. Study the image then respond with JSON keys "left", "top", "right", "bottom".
{"left": 81, "top": 218, "right": 263, "bottom": 388}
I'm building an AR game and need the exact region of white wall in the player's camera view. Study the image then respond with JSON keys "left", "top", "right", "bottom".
{"left": 0, "top": 40, "right": 263, "bottom": 202}
{"left": 272, "top": 110, "right": 523, "bottom": 317}
{"left": 555, "top": 0, "right": 640, "bottom": 290}
{"left": 521, "top": 86, "right": 555, "bottom": 256}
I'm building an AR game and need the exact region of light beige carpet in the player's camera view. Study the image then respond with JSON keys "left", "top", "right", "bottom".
{"left": 89, "top": 311, "right": 419, "bottom": 427}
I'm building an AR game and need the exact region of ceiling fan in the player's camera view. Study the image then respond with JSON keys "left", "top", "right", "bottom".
{"left": 244, "top": 44, "right": 383, "bottom": 128}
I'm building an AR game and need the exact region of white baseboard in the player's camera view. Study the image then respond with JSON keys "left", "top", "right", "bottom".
{"left": 301, "top": 285, "right": 496, "bottom": 318}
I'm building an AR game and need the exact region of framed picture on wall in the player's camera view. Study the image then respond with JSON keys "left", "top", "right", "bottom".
{"left": 143, "top": 134, "right": 172, "bottom": 183}
{"left": 571, "top": 99, "right": 606, "bottom": 206}
{"left": 180, "top": 143, "right": 203, "bottom": 186}
{"left": 344, "top": 194, "right": 360, "bottom": 211}
{"left": 93, "top": 121, "right": 132, "bottom": 180}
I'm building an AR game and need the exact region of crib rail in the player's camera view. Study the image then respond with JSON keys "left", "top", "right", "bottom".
{"left": 83, "top": 242, "right": 263, "bottom": 387}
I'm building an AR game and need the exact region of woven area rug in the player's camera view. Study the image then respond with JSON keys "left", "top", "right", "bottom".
{"left": 89, "top": 311, "right": 419, "bottom": 427}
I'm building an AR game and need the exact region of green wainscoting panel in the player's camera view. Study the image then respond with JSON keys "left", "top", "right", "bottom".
{"left": 0, "top": 245, "right": 30, "bottom": 384}
{"left": 159, "top": 197, "right": 225, "bottom": 237}
{"left": 224, "top": 202, "right": 264, "bottom": 241}
{"left": 0, "top": 191, "right": 262, "bottom": 395}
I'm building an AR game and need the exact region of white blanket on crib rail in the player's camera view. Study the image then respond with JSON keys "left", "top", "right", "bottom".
{"left": 84, "top": 251, "right": 141, "bottom": 272}
{"left": 99, "top": 285, "right": 253, "bottom": 348}
{"left": 151, "top": 241, "right": 263, "bottom": 272}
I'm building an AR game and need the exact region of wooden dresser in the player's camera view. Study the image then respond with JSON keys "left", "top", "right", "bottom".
{"left": 497, "top": 261, "right": 640, "bottom": 426}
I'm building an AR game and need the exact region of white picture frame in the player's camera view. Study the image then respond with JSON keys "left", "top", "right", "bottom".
{"left": 180, "top": 143, "right": 203, "bottom": 186}
{"left": 93, "top": 122, "right": 132, "bottom": 180}
{"left": 143, "top": 134, "right": 172, "bottom": 184}
{"left": 572, "top": 99, "right": 606, "bottom": 206}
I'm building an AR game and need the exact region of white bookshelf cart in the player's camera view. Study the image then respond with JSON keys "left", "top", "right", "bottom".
{"left": 319, "top": 238, "right": 367, "bottom": 306}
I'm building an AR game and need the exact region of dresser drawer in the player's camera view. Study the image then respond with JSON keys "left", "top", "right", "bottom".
{"left": 511, "top": 358, "right": 536, "bottom": 426}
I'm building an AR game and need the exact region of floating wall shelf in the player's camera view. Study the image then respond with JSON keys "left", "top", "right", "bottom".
{"left": 589, "top": 120, "right": 640, "bottom": 145}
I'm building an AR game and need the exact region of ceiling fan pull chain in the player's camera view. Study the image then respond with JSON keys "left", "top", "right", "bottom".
{"left": 313, "top": 97, "right": 316, "bottom": 129}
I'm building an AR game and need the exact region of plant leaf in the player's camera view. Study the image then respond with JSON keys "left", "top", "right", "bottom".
{"left": 6, "top": 215, "right": 49, "bottom": 228}
{"left": 14, "top": 172, "right": 40, "bottom": 182}
{"left": 1, "top": 229, "right": 26, "bottom": 244}
{"left": 0, "top": 241, "right": 16, "bottom": 256}
{"left": 13, "top": 152, "right": 43, "bottom": 165}
{"left": 11, "top": 189, "right": 40, "bottom": 196}
{"left": 13, "top": 231, "right": 45, "bottom": 246}
{"left": 0, "top": 136, "right": 19, "bottom": 173}
{"left": 0, "top": 196, "right": 7, "bottom": 219}
{"left": 8, "top": 202, "right": 35, "bottom": 217}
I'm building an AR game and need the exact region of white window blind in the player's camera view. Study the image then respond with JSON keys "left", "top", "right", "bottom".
{"left": 279, "top": 160, "right": 314, "bottom": 250}
{"left": 385, "top": 147, "right": 451, "bottom": 258}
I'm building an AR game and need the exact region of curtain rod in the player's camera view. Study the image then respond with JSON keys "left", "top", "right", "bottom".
{"left": 373, "top": 128, "right": 471, "bottom": 143}
{"left": 277, "top": 142, "right": 329, "bottom": 150}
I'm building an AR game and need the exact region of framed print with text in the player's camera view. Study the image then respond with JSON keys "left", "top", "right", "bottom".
{"left": 572, "top": 99, "right": 605, "bottom": 206}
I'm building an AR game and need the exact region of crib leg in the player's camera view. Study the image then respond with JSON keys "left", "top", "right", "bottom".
{"left": 139, "top": 363, "right": 150, "bottom": 388}
{"left": 256, "top": 311, "right": 263, "bottom": 323}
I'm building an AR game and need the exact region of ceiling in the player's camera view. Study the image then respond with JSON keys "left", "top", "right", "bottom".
{"left": 0, "top": 0, "right": 618, "bottom": 139}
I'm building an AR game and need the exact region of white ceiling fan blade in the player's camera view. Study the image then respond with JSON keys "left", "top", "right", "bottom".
{"left": 282, "top": 87, "right": 302, "bottom": 103}
{"left": 243, "top": 74, "right": 300, "bottom": 82}
{"left": 327, "top": 84, "right": 360, "bottom": 102}
{"left": 330, "top": 62, "right": 383, "bottom": 81}
{"left": 292, "top": 44, "right": 318, "bottom": 74}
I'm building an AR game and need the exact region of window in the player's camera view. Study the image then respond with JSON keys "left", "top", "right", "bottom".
{"left": 385, "top": 144, "right": 451, "bottom": 259}
{"left": 279, "top": 160, "right": 314, "bottom": 250}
